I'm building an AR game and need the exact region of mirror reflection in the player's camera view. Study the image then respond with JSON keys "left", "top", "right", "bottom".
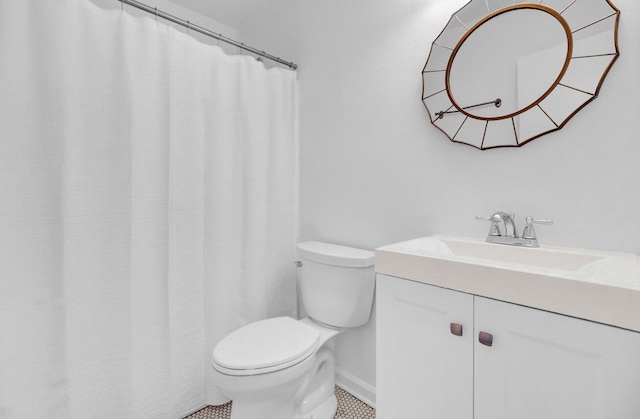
{"left": 448, "top": 8, "right": 570, "bottom": 119}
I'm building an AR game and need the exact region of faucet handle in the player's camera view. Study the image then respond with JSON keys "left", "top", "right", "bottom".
{"left": 522, "top": 216, "right": 553, "bottom": 240}
{"left": 476, "top": 215, "right": 501, "bottom": 236}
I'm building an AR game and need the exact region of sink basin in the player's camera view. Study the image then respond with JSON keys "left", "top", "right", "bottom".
{"left": 438, "top": 236, "right": 605, "bottom": 271}
{"left": 387, "top": 235, "right": 606, "bottom": 272}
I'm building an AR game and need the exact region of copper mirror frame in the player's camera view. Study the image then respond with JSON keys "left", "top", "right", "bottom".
{"left": 422, "top": 1, "right": 620, "bottom": 150}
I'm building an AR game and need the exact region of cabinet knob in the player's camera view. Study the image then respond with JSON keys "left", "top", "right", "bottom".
{"left": 450, "top": 322, "right": 463, "bottom": 336}
{"left": 479, "top": 331, "right": 493, "bottom": 347}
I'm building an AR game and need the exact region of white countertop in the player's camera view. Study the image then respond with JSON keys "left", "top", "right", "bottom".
{"left": 375, "top": 235, "right": 640, "bottom": 332}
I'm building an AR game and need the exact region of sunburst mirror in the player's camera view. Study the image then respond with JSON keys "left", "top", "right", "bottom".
{"left": 422, "top": 0, "right": 620, "bottom": 150}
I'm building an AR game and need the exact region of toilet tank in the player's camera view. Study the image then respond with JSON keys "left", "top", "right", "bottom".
{"left": 297, "top": 241, "right": 375, "bottom": 328}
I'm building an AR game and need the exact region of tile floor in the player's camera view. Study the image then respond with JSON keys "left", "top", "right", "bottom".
{"left": 185, "top": 386, "right": 375, "bottom": 419}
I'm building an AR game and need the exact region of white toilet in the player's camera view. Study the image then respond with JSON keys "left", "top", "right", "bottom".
{"left": 211, "top": 241, "right": 375, "bottom": 419}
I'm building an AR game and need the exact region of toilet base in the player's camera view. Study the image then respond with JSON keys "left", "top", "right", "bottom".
{"left": 294, "top": 346, "right": 337, "bottom": 419}
{"left": 229, "top": 392, "right": 297, "bottom": 419}
{"left": 295, "top": 393, "right": 337, "bottom": 419}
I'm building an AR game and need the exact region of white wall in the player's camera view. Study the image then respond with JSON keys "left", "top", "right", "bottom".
{"left": 235, "top": 0, "right": 640, "bottom": 403}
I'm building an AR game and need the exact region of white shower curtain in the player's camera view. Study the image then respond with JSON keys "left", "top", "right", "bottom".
{"left": 0, "top": 1, "right": 298, "bottom": 418}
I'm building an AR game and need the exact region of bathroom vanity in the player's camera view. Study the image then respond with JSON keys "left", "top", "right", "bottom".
{"left": 375, "top": 235, "right": 640, "bottom": 419}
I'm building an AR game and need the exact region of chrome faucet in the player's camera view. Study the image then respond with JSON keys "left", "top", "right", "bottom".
{"left": 476, "top": 212, "right": 553, "bottom": 248}
{"left": 490, "top": 211, "right": 517, "bottom": 238}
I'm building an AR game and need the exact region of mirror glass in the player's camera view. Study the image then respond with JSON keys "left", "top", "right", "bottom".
{"left": 448, "top": 8, "right": 569, "bottom": 119}
{"left": 422, "top": 1, "right": 620, "bottom": 150}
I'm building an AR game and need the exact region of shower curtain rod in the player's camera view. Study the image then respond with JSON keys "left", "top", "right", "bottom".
{"left": 118, "top": 0, "right": 298, "bottom": 70}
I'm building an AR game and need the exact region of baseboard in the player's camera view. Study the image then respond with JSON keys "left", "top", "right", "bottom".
{"left": 335, "top": 367, "right": 376, "bottom": 409}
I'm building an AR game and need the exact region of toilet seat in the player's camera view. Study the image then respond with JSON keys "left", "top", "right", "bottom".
{"left": 212, "top": 317, "right": 320, "bottom": 376}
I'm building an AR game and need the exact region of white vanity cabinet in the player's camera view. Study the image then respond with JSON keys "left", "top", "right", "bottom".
{"left": 376, "top": 273, "right": 640, "bottom": 419}
{"left": 376, "top": 274, "right": 474, "bottom": 418}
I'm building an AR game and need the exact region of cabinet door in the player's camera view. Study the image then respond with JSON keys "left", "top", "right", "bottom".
{"left": 376, "top": 274, "right": 473, "bottom": 419}
{"left": 474, "top": 297, "right": 640, "bottom": 419}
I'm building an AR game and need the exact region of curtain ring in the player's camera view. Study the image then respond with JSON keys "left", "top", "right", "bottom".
{"left": 186, "top": 20, "right": 190, "bottom": 36}
{"left": 154, "top": 7, "right": 158, "bottom": 24}
{"left": 120, "top": 0, "right": 124, "bottom": 12}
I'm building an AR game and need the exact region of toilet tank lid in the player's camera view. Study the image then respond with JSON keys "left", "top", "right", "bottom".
{"left": 297, "top": 241, "right": 374, "bottom": 268}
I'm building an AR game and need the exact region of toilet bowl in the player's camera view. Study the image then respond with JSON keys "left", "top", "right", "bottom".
{"left": 211, "top": 241, "right": 375, "bottom": 419}
{"left": 212, "top": 317, "right": 341, "bottom": 419}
